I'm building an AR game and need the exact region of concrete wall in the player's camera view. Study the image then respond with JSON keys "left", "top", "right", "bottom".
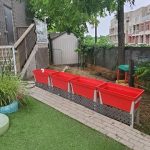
{"left": 92, "top": 47, "right": 150, "bottom": 70}
{"left": 125, "top": 47, "right": 150, "bottom": 64}
{"left": 52, "top": 33, "right": 78, "bottom": 65}
{"left": 94, "top": 48, "right": 118, "bottom": 70}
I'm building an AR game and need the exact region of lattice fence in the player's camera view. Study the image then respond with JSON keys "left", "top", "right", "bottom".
{"left": 0, "top": 46, "right": 16, "bottom": 74}
{"left": 35, "top": 84, "right": 133, "bottom": 126}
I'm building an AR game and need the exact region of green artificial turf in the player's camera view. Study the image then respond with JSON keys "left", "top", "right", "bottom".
{"left": 0, "top": 98, "right": 129, "bottom": 150}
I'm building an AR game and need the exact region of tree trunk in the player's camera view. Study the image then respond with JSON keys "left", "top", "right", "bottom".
{"left": 95, "top": 24, "right": 97, "bottom": 44}
{"left": 129, "top": 59, "right": 135, "bottom": 87}
{"left": 48, "top": 35, "right": 53, "bottom": 64}
{"left": 117, "top": 0, "right": 125, "bottom": 65}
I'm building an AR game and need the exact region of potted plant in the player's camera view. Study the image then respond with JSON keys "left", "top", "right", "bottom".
{"left": 0, "top": 74, "right": 26, "bottom": 114}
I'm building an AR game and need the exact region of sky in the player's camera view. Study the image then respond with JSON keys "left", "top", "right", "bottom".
{"left": 87, "top": 0, "right": 150, "bottom": 37}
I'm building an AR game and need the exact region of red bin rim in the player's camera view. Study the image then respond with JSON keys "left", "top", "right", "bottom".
{"left": 33, "top": 69, "right": 58, "bottom": 75}
{"left": 98, "top": 82, "right": 144, "bottom": 101}
{"left": 70, "top": 76, "right": 105, "bottom": 89}
{"left": 51, "top": 72, "right": 79, "bottom": 81}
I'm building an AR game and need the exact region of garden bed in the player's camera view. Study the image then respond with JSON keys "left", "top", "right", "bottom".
{"left": 48, "top": 65, "right": 150, "bottom": 135}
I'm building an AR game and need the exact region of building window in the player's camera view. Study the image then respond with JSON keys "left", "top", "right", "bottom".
{"left": 136, "top": 36, "right": 138, "bottom": 44}
{"left": 133, "top": 25, "right": 136, "bottom": 33}
{"left": 132, "top": 36, "right": 135, "bottom": 43}
{"left": 146, "top": 35, "right": 149, "bottom": 44}
{"left": 146, "top": 23, "right": 149, "bottom": 30}
{"left": 140, "top": 24, "right": 144, "bottom": 31}
{"left": 137, "top": 24, "right": 139, "bottom": 31}
{"left": 141, "top": 35, "right": 143, "bottom": 43}
{"left": 128, "top": 36, "right": 132, "bottom": 43}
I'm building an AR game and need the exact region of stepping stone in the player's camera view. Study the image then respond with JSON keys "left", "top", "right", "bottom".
{"left": 0, "top": 113, "right": 9, "bottom": 136}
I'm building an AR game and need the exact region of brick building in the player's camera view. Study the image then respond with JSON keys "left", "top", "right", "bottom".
{"left": 0, "top": 0, "right": 29, "bottom": 45}
{"left": 109, "top": 4, "right": 150, "bottom": 46}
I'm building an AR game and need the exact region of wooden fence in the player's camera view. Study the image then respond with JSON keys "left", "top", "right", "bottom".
{"left": 14, "top": 24, "right": 37, "bottom": 72}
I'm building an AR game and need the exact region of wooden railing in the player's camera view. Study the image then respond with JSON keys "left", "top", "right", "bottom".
{"left": 16, "top": 26, "right": 28, "bottom": 40}
{"left": 14, "top": 24, "right": 37, "bottom": 72}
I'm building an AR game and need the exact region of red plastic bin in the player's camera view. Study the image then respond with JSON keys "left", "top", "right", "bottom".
{"left": 70, "top": 77, "right": 105, "bottom": 100}
{"left": 33, "top": 69, "right": 58, "bottom": 85}
{"left": 98, "top": 83, "right": 144, "bottom": 112}
{"left": 51, "top": 72, "right": 78, "bottom": 91}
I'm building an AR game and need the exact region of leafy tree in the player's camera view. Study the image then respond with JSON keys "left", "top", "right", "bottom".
{"left": 73, "top": 0, "right": 110, "bottom": 43}
{"left": 84, "top": 35, "right": 114, "bottom": 47}
{"left": 27, "top": 0, "right": 135, "bottom": 66}
{"left": 27, "top": 0, "right": 111, "bottom": 38}
{"left": 88, "top": 15, "right": 100, "bottom": 44}
{"left": 75, "top": 0, "right": 135, "bottom": 65}
{"left": 136, "top": 62, "right": 150, "bottom": 81}
{"left": 27, "top": 0, "right": 89, "bottom": 38}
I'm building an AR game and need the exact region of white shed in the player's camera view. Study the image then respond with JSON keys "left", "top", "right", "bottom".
{"left": 50, "top": 32, "right": 78, "bottom": 65}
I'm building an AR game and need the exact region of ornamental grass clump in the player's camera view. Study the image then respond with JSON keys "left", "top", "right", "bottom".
{"left": 0, "top": 74, "right": 26, "bottom": 107}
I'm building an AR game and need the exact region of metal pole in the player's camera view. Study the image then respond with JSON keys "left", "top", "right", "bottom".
{"left": 130, "top": 101, "right": 135, "bottom": 128}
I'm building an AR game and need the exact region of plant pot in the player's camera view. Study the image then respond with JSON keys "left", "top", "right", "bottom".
{"left": 0, "top": 101, "right": 19, "bottom": 114}
{"left": 0, "top": 113, "right": 9, "bottom": 136}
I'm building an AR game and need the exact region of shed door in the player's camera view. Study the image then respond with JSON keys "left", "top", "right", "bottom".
{"left": 4, "top": 6, "right": 14, "bottom": 44}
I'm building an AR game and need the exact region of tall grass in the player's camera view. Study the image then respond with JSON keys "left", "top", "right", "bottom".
{"left": 0, "top": 74, "right": 26, "bottom": 107}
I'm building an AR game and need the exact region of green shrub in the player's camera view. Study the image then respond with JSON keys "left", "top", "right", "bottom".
{"left": 84, "top": 35, "right": 115, "bottom": 49}
{"left": 0, "top": 74, "right": 26, "bottom": 107}
{"left": 76, "top": 35, "right": 115, "bottom": 68}
{"left": 135, "top": 61, "right": 150, "bottom": 90}
{"left": 136, "top": 62, "right": 150, "bottom": 81}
